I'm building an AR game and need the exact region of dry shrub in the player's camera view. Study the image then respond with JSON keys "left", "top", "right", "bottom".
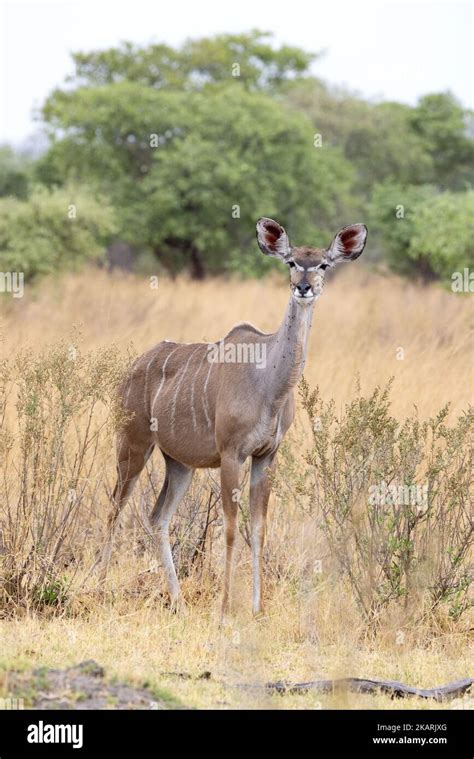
{"left": 272, "top": 377, "right": 473, "bottom": 629}
{"left": 0, "top": 329, "right": 471, "bottom": 639}
{"left": 0, "top": 336, "right": 130, "bottom": 612}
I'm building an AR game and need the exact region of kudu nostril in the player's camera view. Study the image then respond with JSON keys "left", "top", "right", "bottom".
{"left": 297, "top": 282, "right": 311, "bottom": 295}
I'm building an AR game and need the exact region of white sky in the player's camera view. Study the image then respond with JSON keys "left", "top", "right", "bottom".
{"left": 0, "top": 0, "right": 472, "bottom": 146}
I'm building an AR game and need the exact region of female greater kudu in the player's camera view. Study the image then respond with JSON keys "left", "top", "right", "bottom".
{"left": 99, "top": 217, "right": 367, "bottom": 618}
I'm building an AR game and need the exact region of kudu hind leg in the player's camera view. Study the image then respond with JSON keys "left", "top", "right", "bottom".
{"left": 98, "top": 441, "right": 153, "bottom": 584}
{"left": 149, "top": 453, "right": 194, "bottom": 604}
{"left": 250, "top": 451, "right": 277, "bottom": 617}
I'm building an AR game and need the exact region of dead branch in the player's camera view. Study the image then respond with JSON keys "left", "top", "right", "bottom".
{"left": 238, "top": 676, "right": 473, "bottom": 701}
{"left": 158, "top": 669, "right": 473, "bottom": 701}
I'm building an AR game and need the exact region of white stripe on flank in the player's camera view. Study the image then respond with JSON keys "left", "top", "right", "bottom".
{"left": 202, "top": 358, "right": 214, "bottom": 430}
{"left": 190, "top": 350, "right": 208, "bottom": 431}
{"left": 151, "top": 347, "right": 179, "bottom": 428}
{"left": 143, "top": 354, "right": 156, "bottom": 415}
{"left": 171, "top": 346, "right": 201, "bottom": 435}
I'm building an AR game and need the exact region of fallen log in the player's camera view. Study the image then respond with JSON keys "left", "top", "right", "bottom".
{"left": 239, "top": 677, "right": 473, "bottom": 701}
{"left": 160, "top": 669, "right": 473, "bottom": 701}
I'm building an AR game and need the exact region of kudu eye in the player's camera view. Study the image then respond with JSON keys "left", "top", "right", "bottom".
{"left": 288, "top": 261, "right": 296, "bottom": 269}
{"left": 319, "top": 264, "right": 329, "bottom": 271}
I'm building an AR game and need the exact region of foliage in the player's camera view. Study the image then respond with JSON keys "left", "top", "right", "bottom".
{"left": 66, "top": 30, "right": 316, "bottom": 91}
{"left": 39, "top": 83, "right": 355, "bottom": 277}
{"left": 410, "top": 93, "right": 474, "bottom": 190}
{"left": 369, "top": 182, "right": 474, "bottom": 282}
{"left": 295, "top": 377, "right": 473, "bottom": 626}
{"left": 0, "top": 185, "right": 117, "bottom": 280}
{"left": 407, "top": 190, "right": 474, "bottom": 282}
{"left": 0, "top": 338, "right": 130, "bottom": 612}
{"left": 283, "top": 81, "right": 434, "bottom": 192}
{"left": 0, "top": 145, "right": 32, "bottom": 200}
{"left": 2, "top": 32, "right": 473, "bottom": 282}
{"left": 2, "top": 341, "right": 472, "bottom": 627}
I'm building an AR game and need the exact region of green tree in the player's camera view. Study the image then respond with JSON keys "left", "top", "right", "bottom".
{"left": 410, "top": 93, "right": 474, "bottom": 190}
{"left": 369, "top": 182, "right": 474, "bottom": 283}
{"left": 39, "top": 83, "right": 356, "bottom": 277}
{"left": 35, "top": 32, "right": 474, "bottom": 282}
{"left": 67, "top": 31, "right": 316, "bottom": 91}
{"left": 346, "top": 101, "right": 434, "bottom": 189}
{"left": 284, "top": 82, "right": 474, "bottom": 194}
{"left": 284, "top": 81, "right": 434, "bottom": 192}
{"left": 0, "top": 145, "right": 32, "bottom": 199}
{"left": 0, "top": 185, "right": 117, "bottom": 280}
{"left": 408, "top": 190, "right": 474, "bottom": 282}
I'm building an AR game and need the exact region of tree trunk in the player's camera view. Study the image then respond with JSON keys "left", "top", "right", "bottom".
{"left": 152, "top": 246, "right": 176, "bottom": 279}
{"left": 417, "top": 256, "right": 437, "bottom": 284}
{"left": 189, "top": 246, "right": 206, "bottom": 280}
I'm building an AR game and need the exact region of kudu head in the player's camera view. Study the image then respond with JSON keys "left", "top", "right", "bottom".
{"left": 256, "top": 217, "right": 368, "bottom": 306}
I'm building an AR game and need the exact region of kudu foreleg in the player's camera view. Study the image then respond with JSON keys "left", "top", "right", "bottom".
{"left": 249, "top": 451, "right": 277, "bottom": 617}
{"left": 220, "top": 453, "right": 241, "bottom": 620}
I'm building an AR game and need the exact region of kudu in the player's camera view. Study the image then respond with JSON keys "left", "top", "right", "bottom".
{"left": 99, "top": 217, "right": 367, "bottom": 618}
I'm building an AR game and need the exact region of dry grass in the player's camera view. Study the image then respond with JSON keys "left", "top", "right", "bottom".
{"left": 2, "top": 264, "right": 472, "bottom": 419}
{"left": 1, "top": 587, "right": 472, "bottom": 710}
{"left": 0, "top": 264, "right": 472, "bottom": 710}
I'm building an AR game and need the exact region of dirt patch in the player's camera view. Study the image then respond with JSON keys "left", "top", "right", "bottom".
{"left": 5, "top": 660, "right": 176, "bottom": 710}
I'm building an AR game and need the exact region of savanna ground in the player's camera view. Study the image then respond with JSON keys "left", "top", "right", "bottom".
{"left": 0, "top": 265, "right": 472, "bottom": 710}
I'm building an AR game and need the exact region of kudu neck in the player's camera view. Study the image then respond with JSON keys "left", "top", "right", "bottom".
{"left": 268, "top": 293, "right": 315, "bottom": 409}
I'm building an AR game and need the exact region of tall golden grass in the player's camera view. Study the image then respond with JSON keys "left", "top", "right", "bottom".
{"left": 3, "top": 265, "right": 472, "bottom": 419}
{"left": 0, "top": 265, "right": 472, "bottom": 710}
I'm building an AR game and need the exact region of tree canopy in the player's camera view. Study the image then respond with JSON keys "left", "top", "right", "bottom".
{"left": 38, "top": 79, "right": 355, "bottom": 277}
{"left": 66, "top": 31, "right": 316, "bottom": 91}
{"left": 1, "top": 31, "right": 472, "bottom": 283}
{"left": 0, "top": 185, "right": 116, "bottom": 280}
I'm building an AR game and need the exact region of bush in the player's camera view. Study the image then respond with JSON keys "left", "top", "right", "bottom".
{"left": 408, "top": 190, "right": 474, "bottom": 283}
{"left": 0, "top": 185, "right": 117, "bottom": 281}
{"left": 369, "top": 182, "right": 474, "bottom": 283}
{"left": 0, "top": 145, "right": 31, "bottom": 200}
{"left": 1, "top": 338, "right": 471, "bottom": 627}
{"left": 0, "top": 337, "right": 129, "bottom": 612}
{"left": 0, "top": 336, "right": 226, "bottom": 612}
{"left": 292, "top": 377, "right": 473, "bottom": 627}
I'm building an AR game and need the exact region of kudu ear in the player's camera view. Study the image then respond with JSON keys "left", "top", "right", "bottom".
{"left": 256, "top": 217, "right": 292, "bottom": 262}
{"left": 326, "top": 224, "right": 368, "bottom": 264}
